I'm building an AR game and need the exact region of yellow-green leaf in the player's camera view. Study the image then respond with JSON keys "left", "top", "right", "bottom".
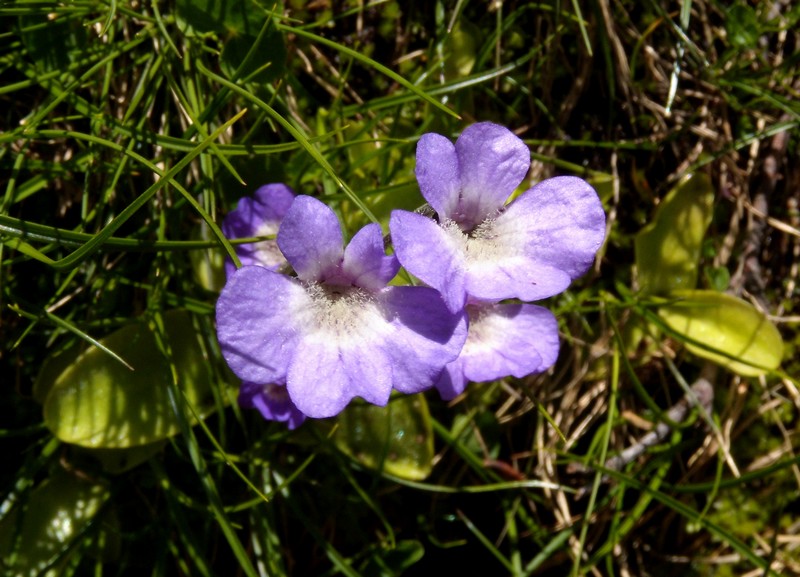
{"left": 658, "top": 289, "right": 783, "bottom": 376}
{"left": 190, "top": 222, "right": 226, "bottom": 293}
{"left": 635, "top": 173, "right": 715, "bottom": 294}
{"left": 332, "top": 395, "right": 434, "bottom": 481}
{"left": 0, "top": 471, "right": 110, "bottom": 577}
{"left": 445, "top": 20, "right": 480, "bottom": 80}
{"left": 42, "top": 310, "right": 220, "bottom": 448}
{"left": 81, "top": 441, "right": 168, "bottom": 475}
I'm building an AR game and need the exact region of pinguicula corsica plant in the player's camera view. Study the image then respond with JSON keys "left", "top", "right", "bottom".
{"left": 216, "top": 122, "right": 606, "bottom": 424}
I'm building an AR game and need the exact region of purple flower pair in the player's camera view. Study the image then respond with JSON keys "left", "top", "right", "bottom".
{"left": 216, "top": 122, "right": 606, "bottom": 425}
{"left": 391, "top": 123, "right": 606, "bottom": 398}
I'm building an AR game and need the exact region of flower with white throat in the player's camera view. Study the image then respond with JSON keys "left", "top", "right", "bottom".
{"left": 389, "top": 122, "right": 606, "bottom": 313}
{"left": 216, "top": 195, "right": 468, "bottom": 418}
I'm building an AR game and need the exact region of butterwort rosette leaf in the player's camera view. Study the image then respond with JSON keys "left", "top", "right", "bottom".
{"left": 216, "top": 195, "right": 468, "bottom": 418}
{"left": 390, "top": 122, "right": 606, "bottom": 312}
{"left": 435, "top": 301, "right": 560, "bottom": 400}
{"left": 222, "top": 183, "right": 296, "bottom": 277}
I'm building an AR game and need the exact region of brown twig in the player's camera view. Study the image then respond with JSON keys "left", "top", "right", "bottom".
{"left": 571, "top": 373, "right": 715, "bottom": 498}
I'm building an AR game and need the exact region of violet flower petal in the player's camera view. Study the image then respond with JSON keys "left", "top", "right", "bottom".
{"left": 458, "top": 213, "right": 576, "bottom": 302}
{"left": 287, "top": 328, "right": 393, "bottom": 418}
{"left": 415, "top": 132, "right": 462, "bottom": 219}
{"left": 389, "top": 210, "right": 468, "bottom": 313}
{"left": 216, "top": 266, "right": 310, "bottom": 384}
{"left": 379, "top": 285, "right": 468, "bottom": 394}
{"left": 459, "top": 176, "right": 605, "bottom": 301}
{"left": 503, "top": 176, "right": 607, "bottom": 280}
{"left": 452, "top": 122, "right": 531, "bottom": 228}
{"left": 434, "top": 360, "right": 469, "bottom": 401}
{"left": 277, "top": 195, "right": 344, "bottom": 282}
{"left": 460, "top": 303, "right": 559, "bottom": 381}
{"left": 219, "top": 195, "right": 471, "bottom": 419}
{"left": 435, "top": 302, "right": 560, "bottom": 400}
{"left": 341, "top": 223, "right": 400, "bottom": 290}
{"left": 239, "top": 382, "right": 306, "bottom": 430}
{"left": 222, "top": 183, "right": 296, "bottom": 276}
{"left": 392, "top": 174, "right": 605, "bottom": 305}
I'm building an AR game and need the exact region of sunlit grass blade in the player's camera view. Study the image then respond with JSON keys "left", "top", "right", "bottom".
{"left": 195, "top": 60, "right": 378, "bottom": 223}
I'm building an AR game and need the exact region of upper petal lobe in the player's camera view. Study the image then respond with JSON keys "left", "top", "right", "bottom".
{"left": 415, "top": 132, "right": 461, "bottom": 219}
{"left": 454, "top": 122, "right": 531, "bottom": 227}
{"left": 277, "top": 195, "right": 344, "bottom": 281}
{"left": 341, "top": 223, "right": 399, "bottom": 290}
{"left": 222, "top": 183, "right": 296, "bottom": 274}
{"left": 389, "top": 210, "right": 468, "bottom": 313}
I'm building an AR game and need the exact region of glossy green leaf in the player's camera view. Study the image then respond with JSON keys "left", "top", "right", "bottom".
{"left": 333, "top": 395, "right": 434, "bottom": 481}
{"left": 42, "top": 310, "right": 221, "bottom": 448}
{"left": 444, "top": 20, "right": 480, "bottom": 80}
{"left": 33, "top": 342, "right": 81, "bottom": 404}
{"left": 0, "top": 471, "right": 110, "bottom": 576}
{"left": 635, "top": 173, "right": 715, "bottom": 294}
{"left": 81, "top": 441, "right": 168, "bottom": 475}
{"left": 190, "top": 223, "right": 226, "bottom": 293}
{"left": 658, "top": 289, "right": 784, "bottom": 376}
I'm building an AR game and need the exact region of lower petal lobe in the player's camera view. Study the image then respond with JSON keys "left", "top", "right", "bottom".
{"left": 389, "top": 210, "right": 468, "bottom": 313}
{"left": 380, "top": 286, "right": 468, "bottom": 394}
{"left": 216, "top": 266, "right": 309, "bottom": 385}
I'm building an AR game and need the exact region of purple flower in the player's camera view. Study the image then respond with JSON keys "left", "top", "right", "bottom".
{"left": 216, "top": 195, "right": 468, "bottom": 418}
{"left": 222, "top": 183, "right": 296, "bottom": 277}
{"left": 389, "top": 122, "right": 606, "bottom": 312}
{"left": 239, "top": 382, "right": 306, "bottom": 429}
{"left": 435, "top": 302, "right": 560, "bottom": 400}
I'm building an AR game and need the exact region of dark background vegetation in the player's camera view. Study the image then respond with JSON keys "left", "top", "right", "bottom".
{"left": 2, "top": 1, "right": 799, "bottom": 576}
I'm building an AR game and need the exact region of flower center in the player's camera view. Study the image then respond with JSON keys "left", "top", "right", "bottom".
{"left": 443, "top": 217, "right": 517, "bottom": 264}
{"left": 262, "top": 383, "right": 289, "bottom": 402}
{"left": 305, "top": 282, "right": 377, "bottom": 339}
{"left": 250, "top": 222, "right": 283, "bottom": 267}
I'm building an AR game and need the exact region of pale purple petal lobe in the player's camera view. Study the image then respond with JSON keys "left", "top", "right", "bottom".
{"left": 459, "top": 303, "right": 559, "bottom": 382}
{"left": 341, "top": 223, "right": 399, "bottom": 290}
{"left": 287, "top": 337, "right": 393, "bottom": 418}
{"left": 251, "top": 183, "right": 297, "bottom": 223}
{"left": 464, "top": 251, "right": 573, "bottom": 303}
{"left": 434, "top": 360, "right": 469, "bottom": 401}
{"left": 504, "top": 176, "right": 606, "bottom": 280}
{"left": 222, "top": 183, "right": 296, "bottom": 275}
{"left": 415, "top": 132, "right": 461, "bottom": 218}
{"left": 389, "top": 210, "right": 467, "bottom": 313}
{"left": 379, "top": 286, "right": 468, "bottom": 394}
{"left": 287, "top": 340, "right": 350, "bottom": 418}
{"left": 277, "top": 196, "right": 344, "bottom": 281}
{"left": 453, "top": 122, "right": 530, "bottom": 227}
{"left": 239, "top": 382, "right": 306, "bottom": 430}
{"left": 216, "top": 266, "right": 310, "bottom": 384}
{"left": 434, "top": 303, "right": 559, "bottom": 399}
